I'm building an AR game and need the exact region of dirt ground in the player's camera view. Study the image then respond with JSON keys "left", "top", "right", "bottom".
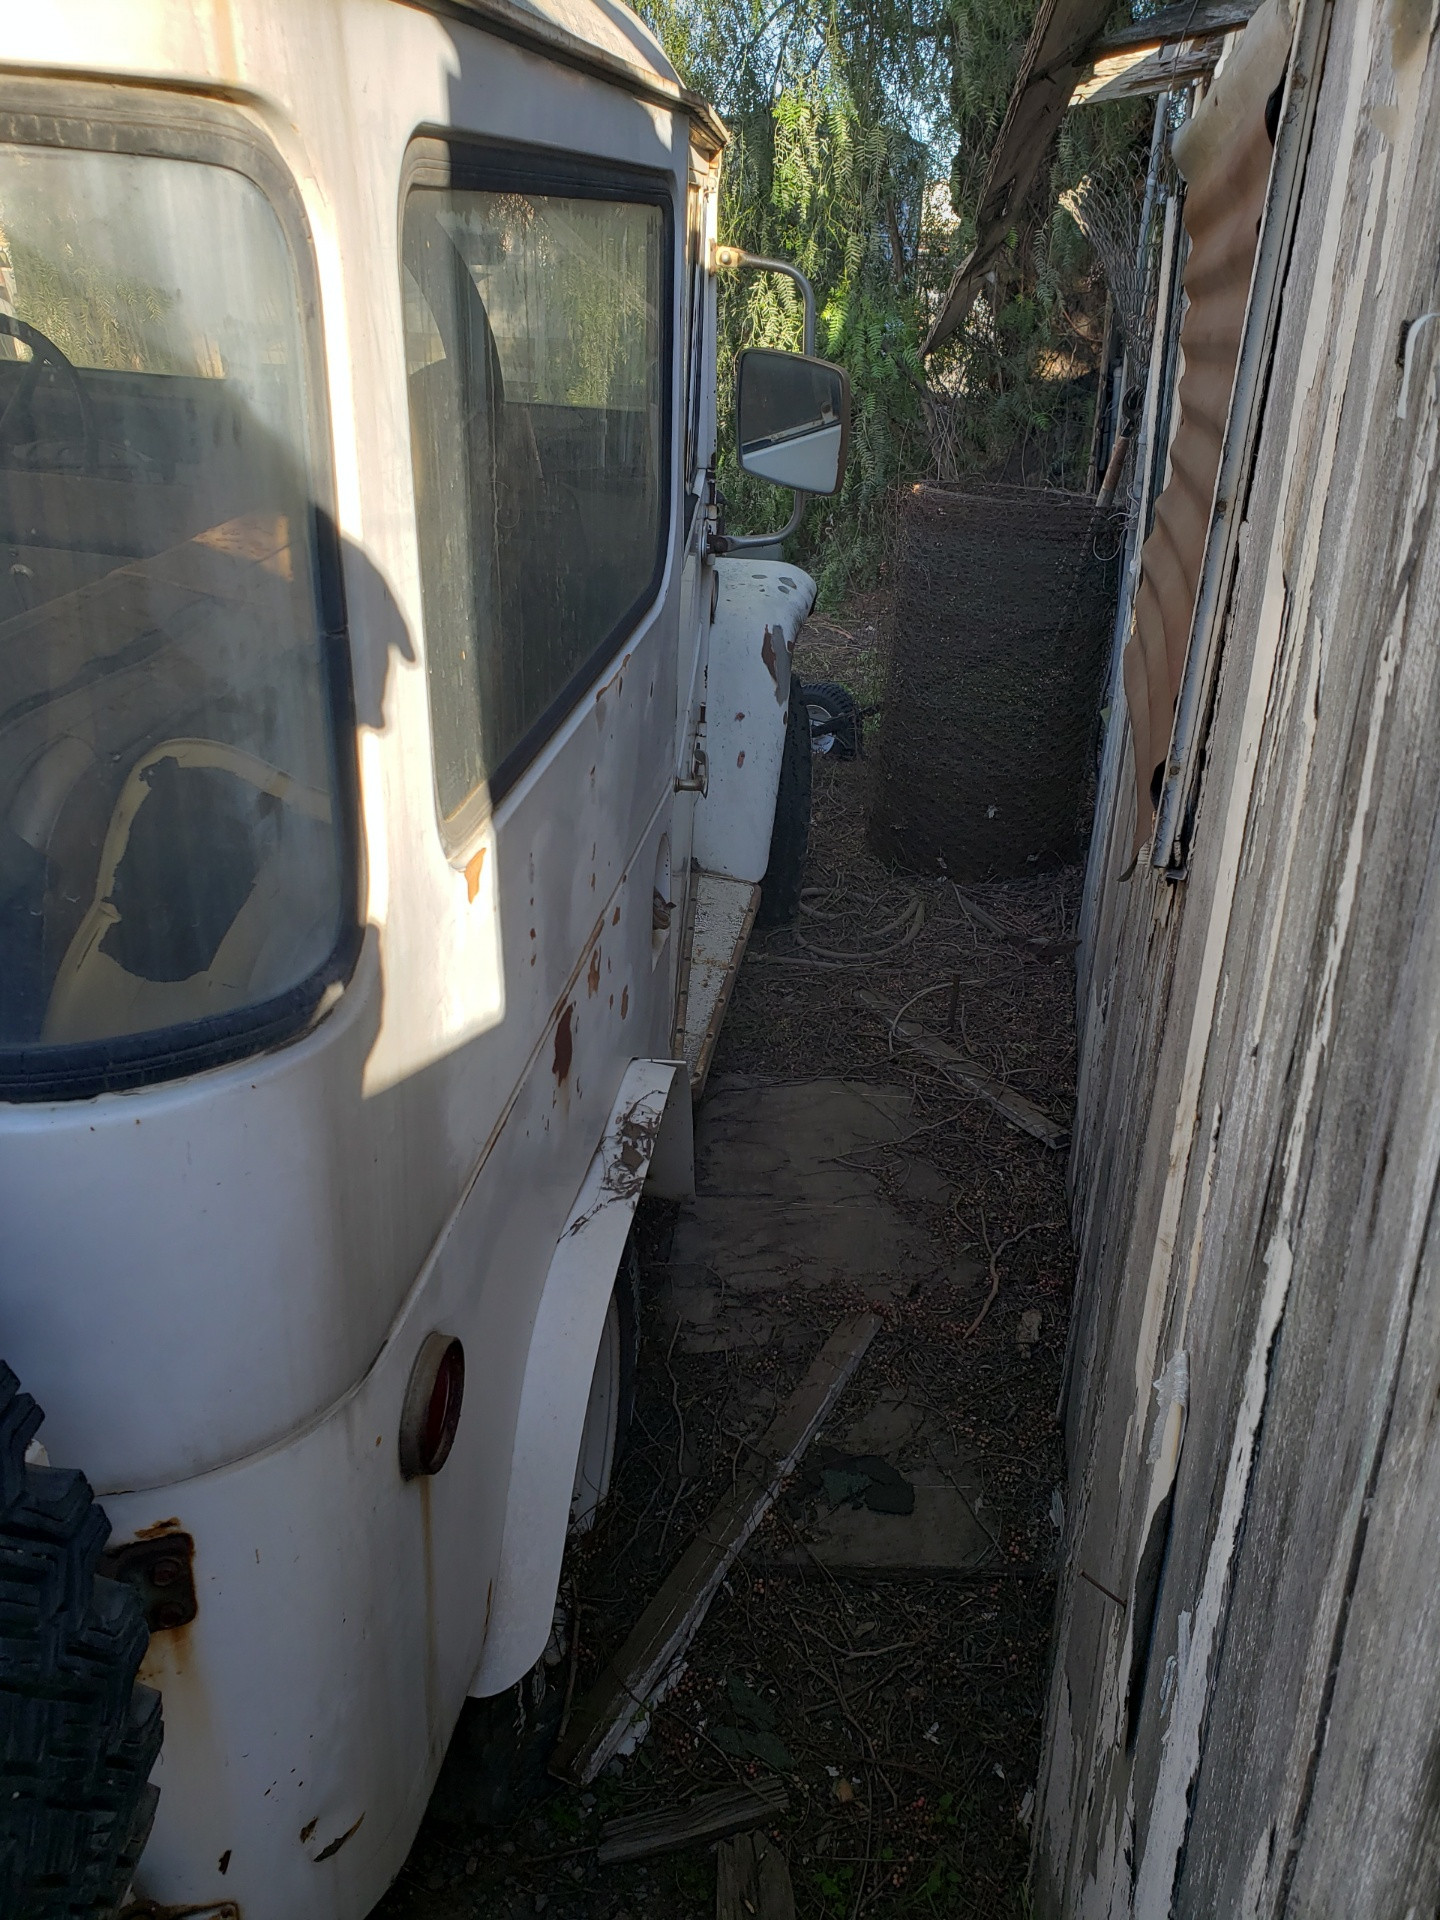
{"left": 376, "top": 606, "right": 1081, "bottom": 1920}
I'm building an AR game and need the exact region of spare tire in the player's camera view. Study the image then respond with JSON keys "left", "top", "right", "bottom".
{"left": 802, "top": 680, "right": 864, "bottom": 760}
{"left": 757, "top": 682, "right": 812, "bottom": 927}
{"left": 0, "top": 1363, "right": 162, "bottom": 1920}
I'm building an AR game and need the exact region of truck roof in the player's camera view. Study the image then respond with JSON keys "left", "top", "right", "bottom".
{"left": 408, "top": 0, "right": 727, "bottom": 149}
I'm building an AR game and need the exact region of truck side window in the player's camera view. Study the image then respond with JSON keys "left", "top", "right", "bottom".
{"left": 0, "top": 116, "right": 354, "bottom": 1098}
{"left": 401, "top": 149, "right": 671, "bottom": 844}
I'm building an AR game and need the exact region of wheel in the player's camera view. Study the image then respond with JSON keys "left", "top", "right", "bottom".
{"left": 430, "top": 1235, "right": 642, "bottom": 1827}
{"left": 802, "top": 680, "right": 863, "bottom": 760}
{"left": 0, "top": 1363, "right": 162, "bottom": 1920}
{"left": 756, "top": 683, "right": 812, "bottom": 928}
{"left": 570, "top": 1235, "right": 640, "bottom": 1532}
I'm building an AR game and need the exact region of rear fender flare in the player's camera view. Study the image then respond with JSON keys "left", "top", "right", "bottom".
{"left": 470, "top": 1058, "right": 691, "bottom": 1696}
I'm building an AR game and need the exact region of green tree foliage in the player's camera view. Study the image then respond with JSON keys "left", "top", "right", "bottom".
{"left": 639, "top": 0, "right": 1149, "bottom": 603}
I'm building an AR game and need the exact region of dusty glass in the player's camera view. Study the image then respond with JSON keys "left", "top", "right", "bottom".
{"left": 402, "top": 179, "right": 665, "bottom": 837}
{"left": 0, "top": 143, "right": 346, "bottom": 1069}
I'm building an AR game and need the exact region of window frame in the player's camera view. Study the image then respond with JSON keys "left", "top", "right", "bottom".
{"left": 0, "top": 80, "right": 362, "bottom": 1102}
{"left": 400, "top": 134, "right": 676, "bottom": 850}
{"left": 682, "top": 177, "right": 709, "bottom": 533}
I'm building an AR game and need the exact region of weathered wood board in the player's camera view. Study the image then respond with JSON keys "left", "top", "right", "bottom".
{"left": 596, "top": 1780, "right": 789, "bottom": 1867}
{"left": 856, "top": 992, "right": 1069, "bottom": 1148}
{"left": 716, "top": 1831, "right": 796, "bottom": 1920}
{"left": 551, "top": 1312, "right": 878, "bottom": 1784}
{"left": 1038, "top": 0, "right": 1440, "bottom": 1912}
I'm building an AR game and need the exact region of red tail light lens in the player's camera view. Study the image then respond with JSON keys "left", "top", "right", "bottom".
{"left": 399, "top": 1333, "right": 465, "bottom": 1479}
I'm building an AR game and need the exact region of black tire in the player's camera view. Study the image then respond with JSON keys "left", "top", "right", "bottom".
{"left": 802, "top": 679, "right": 864, "bottom": 760}
{"left": 757, "top": 684, "right": 812, "bottom": 928}
{"left": 613, "top": 1231, "right": 641, "bottom": 1465}
{"left": 0, "top": 1363, "right": 162, "bottom": 1920}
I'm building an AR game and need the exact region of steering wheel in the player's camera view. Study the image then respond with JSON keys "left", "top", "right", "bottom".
{"left": 0, "top": 314, "right": 99, "bottom": 472}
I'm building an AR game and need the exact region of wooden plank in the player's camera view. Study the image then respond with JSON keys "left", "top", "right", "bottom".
{"left": 1072, "top": 40, "right": 1220, "bottom": 105}
{"left": 717, "top": 1831, "right": 797, "bottom": 1920}
{"left": 1035, "top": 9, "right": 1440, "bottom": 1914}
{"left": 1089, "top": 0, "right": 1258, "bottom": 56}
{"left": 920, "top": 0, "right": 1116, "bottom": 354}
{"left": 551, "top": 1312, "right": 879, "bottom": 1785}
{"left": 855, "top": 991, "right": 1069, "bottom": 1149}
{"left": 596, "top": 1780, "right": 788, "bottom": 1868}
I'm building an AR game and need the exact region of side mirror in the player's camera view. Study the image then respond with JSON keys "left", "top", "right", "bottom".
{"left": 736, "top": 348, "right": 850, "bottom": 497}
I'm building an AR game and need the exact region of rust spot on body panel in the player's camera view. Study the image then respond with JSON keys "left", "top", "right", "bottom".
{"left": 587, "top": 947, "right": 601, "bottom": 996}
{"left": 464, "top": 846, "right": 486, "bottom": 903}
{"left": 101, "top": 1529, "right": 196, "bottom": 1633}
{"left": 620, "top": 986, "right": 629, "bottom": 1020}
{"left": 761, "top": 626, "right": 778, "bottom": 684}
{"left": 553, "top": 1005, "right": 575, "bottom": 1081}
{"left": 314, "top": 1812, "right": 365, "bottom": 1862}
{"left": 136, "top": 1517, "right": 183, "bottom": 1539}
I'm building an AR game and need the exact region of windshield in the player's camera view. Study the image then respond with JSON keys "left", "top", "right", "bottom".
{"left": 0, "top": 136, "right": 350, "bottom": 1093}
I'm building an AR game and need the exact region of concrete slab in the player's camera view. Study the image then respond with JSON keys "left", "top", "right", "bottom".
{"left": 664, "top": 1081, "right": 943, "bottom": 1351}
{"left": 773, "top": 1477, "right": 993, "bottom": 1572}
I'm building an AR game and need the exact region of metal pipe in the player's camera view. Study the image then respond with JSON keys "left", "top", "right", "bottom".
{"left": 711, "top": 247, "right": 818, "bottom": 551}
{"left": 712, "top": 246, "right": 816, "bottom": 354}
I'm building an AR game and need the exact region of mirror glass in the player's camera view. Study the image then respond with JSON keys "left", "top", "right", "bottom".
{"left": 736, "top": 348, "right": 848, "bottom": 495}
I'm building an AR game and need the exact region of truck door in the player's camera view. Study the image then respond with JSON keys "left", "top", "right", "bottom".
{"left": 400, "top": 138, "right": 680, "bottom": 1072}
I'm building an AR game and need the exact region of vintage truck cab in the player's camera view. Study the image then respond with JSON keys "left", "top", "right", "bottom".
{"left": 0, "top": 2, "right": 846, "bottom": 1913}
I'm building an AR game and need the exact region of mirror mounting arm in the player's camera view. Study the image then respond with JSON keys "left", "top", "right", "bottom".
{"left": 707, "top": 489, "right": 805, "bottom": 557}
{"left": 712, "top": 246, "right": 816, "bottom": 354}
{"left": 710, "top": 247, "right": 819, "bottom": 553}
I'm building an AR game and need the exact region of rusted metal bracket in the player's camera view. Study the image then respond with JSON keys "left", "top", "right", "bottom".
{"left": 674, "top": 741, "right": 709, "bottom": 793}
{"left": 100, "top": 1530, "right": 198, "bottom": 1634}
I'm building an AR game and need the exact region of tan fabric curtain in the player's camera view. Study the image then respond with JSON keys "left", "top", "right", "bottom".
{"left": 1123, "top": 0, "right": 1294, "bottom": 851}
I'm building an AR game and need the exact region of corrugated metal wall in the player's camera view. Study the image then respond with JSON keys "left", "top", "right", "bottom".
{"left": 1122, "top": 0, "right": 1289, "bottom": 851}
{"left": 1036, "top": 0, "right": 1440, "bottom": 1909}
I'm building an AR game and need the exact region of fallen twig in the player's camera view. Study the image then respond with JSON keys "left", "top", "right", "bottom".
{"left": 856, "top": 990, "right": 1070, "bottom": 1148}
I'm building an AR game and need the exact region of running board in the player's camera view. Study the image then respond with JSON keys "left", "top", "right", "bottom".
{"left": 673, "top": 870, "right": 761, "bottom": 1097}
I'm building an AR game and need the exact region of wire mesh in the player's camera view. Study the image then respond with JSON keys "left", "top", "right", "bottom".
{"left": 1060, "top": 159, "right": 1153, "bottom": 366}
{"left": 869, "top": 480, "right": 1124, "bottom": 882}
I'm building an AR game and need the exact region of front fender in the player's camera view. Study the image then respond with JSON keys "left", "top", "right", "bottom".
{"left": 470, "top": 1058, "right": 691, "bottom": 1696}
{"left": 692, "top": 559, "right": 815, "bottom": 884}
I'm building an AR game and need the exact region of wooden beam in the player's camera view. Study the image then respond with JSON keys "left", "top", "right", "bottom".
{"left": 550, "top": 1311, "right": 880, "bottom": 1785}
{"left": 595, "top": 1781, "right": 789, "bottom": 1868}
{"left": 717, "top": 1832, "right": 797, "bottom": 1920}
{"left": 1072, "top": 39, "right": 1220, "bottom": 103}
{"left": 920, "top": 0, "right": 1117, "bottom": 355}
{"left": 856, "top": 991, "right": 1070, "bottom": 1149}
{"left": 1089, "top": 0, "right": 1259, "bottom": 56}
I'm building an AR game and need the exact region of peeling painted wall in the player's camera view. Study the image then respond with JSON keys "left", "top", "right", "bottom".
{"left": 1040, "top": 0, "right": 1440, "bottom": 1910}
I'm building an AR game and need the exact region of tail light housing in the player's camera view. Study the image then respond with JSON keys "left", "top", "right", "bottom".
{"left": 399, "top": 1333, "right": 465, "bottom": 1479}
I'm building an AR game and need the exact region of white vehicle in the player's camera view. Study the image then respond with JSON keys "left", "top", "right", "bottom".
{"left": 0, "top": 4, "right": 847, "bottom": 1914}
